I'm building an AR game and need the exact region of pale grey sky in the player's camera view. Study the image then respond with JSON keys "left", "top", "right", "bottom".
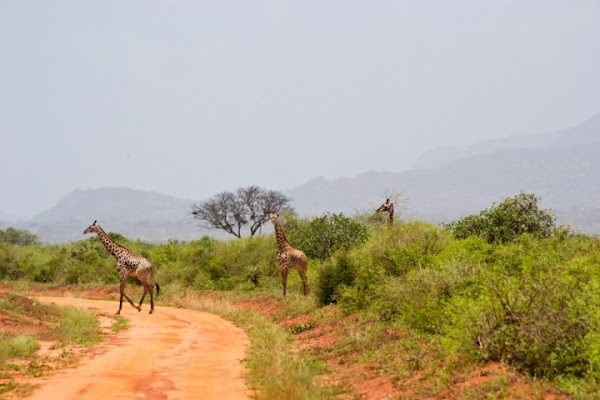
{"left": 1, "top": 1, "right": 599, "bottom": 218}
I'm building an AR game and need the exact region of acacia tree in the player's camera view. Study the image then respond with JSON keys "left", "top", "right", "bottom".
{"left": 191, "top": 186, "right": 291, "bottom": 238}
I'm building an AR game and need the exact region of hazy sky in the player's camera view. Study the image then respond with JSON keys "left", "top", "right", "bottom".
{"left": 2, "top": 1, "right": 599, "bottom": 218}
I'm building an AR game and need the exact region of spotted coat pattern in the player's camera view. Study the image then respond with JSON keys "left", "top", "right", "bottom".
{"left": 269, "top": 213, "right": 308, "bottom": 299}
{"left": 84, "top": 221, "right": 159, "bottom": 314}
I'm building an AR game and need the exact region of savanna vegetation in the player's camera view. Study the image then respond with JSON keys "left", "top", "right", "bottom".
{"left": 0, "top": 292, "right": 105, "bottom": 397}
{"left": 1, "top": 192, "right": 600, "bottom": 399}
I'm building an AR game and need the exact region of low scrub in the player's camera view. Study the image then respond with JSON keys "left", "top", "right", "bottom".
{"left": 57, "top": 305, "right": 103, "bottom": 346}
{"left": 183, "top": 294, "right": 338, "bottom": 400}
{"left": 0, "top": 333, "right": 39, "bottom": 363}
{"left": 447, "top": 192, "right": 556, "bottom": 244}
{"left": 3, "top": 200, "right": 600, "bottom": 397}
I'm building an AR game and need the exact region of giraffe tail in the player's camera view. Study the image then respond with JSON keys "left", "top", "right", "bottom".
{"left": 155, "top": 283, "right": 160, "bottom": 296}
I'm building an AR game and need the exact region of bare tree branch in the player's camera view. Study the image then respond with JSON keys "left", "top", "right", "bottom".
{"left": 191, "top": 186, "right": 292, "bottom": 238}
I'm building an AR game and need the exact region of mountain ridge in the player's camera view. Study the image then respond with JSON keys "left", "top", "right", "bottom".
{"left": 412, "top": 111, "right": 600, "bottom": 170}
{"left": 2, "top": 113, "right": 599, "bottom": 242}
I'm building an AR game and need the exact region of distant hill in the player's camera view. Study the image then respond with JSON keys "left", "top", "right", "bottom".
{"left": 0, "top": 188, "right": 210, "bottom": 243}
{"left": 32, "top": 188, "right": 193, "bottom": 223}
{"left": 3, "top": 113, "right": 599, "bottom": 242}
{"left": 286, "top": 143, "right": 600, "bottom": 233}
{"left": 287, "top": 112, "right": 600, "bottom": 233}
{"left": 412, "top": 112, "right": 600, "bottom": 170}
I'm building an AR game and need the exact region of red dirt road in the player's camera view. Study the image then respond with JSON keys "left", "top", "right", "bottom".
{"left": 27, "top": 297, "right": 250, "bottom": 400}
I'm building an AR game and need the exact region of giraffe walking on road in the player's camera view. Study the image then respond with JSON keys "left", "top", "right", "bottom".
{"left": 268, "top": 213, "right": 309, "bottom": 299}
{"left": 84, "top": 221, "right": 160, "bottom": 314}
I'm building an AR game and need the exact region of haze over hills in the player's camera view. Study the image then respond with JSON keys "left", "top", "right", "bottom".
{"left": 412, "top": 111, "right": 600, "bottom": 170}
{"left": 289, "top": 112, "right": 600, "bottom": 231}
{"left": 289, "top": 143, "right": 600, "bottom": 229}
{"left": 2, "top": 112, "right": 599, "bottom": 243}
{"left": 0, "top": 211, "right": 20, "bottom": 222}
{"left": 0, "top": 189, "right": 206, "bottom": 243}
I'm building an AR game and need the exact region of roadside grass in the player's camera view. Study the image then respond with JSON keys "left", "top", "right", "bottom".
{"left": 181, "top": 293, "right": 339, "bottom": 400}
{"left": 0, "top": 333, "right": 40, "bottom": 364}
{"left": 30, "top": 281, "right": 338, "bottom": 400}
{"left": 110, "top": 315, "right": 128, "bottom": 332}
{"left": 55, "top": 305, "right": 103, "bottom": 346}
{"left": 4, "top": 281, "right": 576, "bottom": 399}
{"left": 0, "top": 290, "right": 107, "bottom": 398}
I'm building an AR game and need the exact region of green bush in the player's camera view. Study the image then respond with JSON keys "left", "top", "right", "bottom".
{"left": 373, "top": 260, "right": 482, "bottom": 334}
{"left": 0, "top": 227, "right": 39, "bottom": 246}
{"left": 4, "top": 210, "right": 600, "bottom": 392}
{"left": 207, "top": 234, "right": 277, "bottom": 290}
{"left": 0, "top": 243, "right": 22, "bottom": 280}
{"left": 447, "top": 192, "right": 556, "bottom": 244}
{"left": 284, "top": 213, "right": 369, "bottom": 260}
{"left": 314, "top": 252, "right": 357, "bottom": 306}
{"left": 151, "top": 234, "right": 277, "bottom": 291}
{"left": 444, "top": 234, "right": 600, "bottom": 378}
{"left": 367, "top": 221, "right": 449, "bottom": 276}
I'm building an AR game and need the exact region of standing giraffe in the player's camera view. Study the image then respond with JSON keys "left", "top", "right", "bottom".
{"left": 83, "top": 221, "right": 160, "bottom": 314}
{"left": 268, "top": 212, "right": 309, "bottom": 299}
{"left": 376, "top": 198, "right": 395, "bottom": 225}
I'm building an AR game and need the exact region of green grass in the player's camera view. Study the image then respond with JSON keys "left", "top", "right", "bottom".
{"left": 4, "top": 216, "right": 599, "bottom": 399}
{"left": 0, "top": 378, "right": 18, "bottom": 395}
{"left": 0, "top": 333, "right": 40, "bottom": 363}
{"left": 55, "top": 305, "right": 102, "bottom": 346}
{"left": 182, "top": 294, "right": 338, "bottom": 400}
{"left": 0, "top": 296, "right": 25, "bottom": 314}
{"left": 110, "top": 315, "right": 128, "bottom": 332}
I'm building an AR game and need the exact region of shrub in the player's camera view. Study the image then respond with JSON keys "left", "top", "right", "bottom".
{"left": 373, "top": 260, "right": 484, "bottom": 333}
{"left": 0, "top": 243, "right": 23, "bottom": 280}
{"left": 314, "top": 252, "right": 357, "bottom": 306}
{"left": 447, "top": 192, "right": 556, "bottom": 244}
{"left": 0, "top": 227, "right": 39, "bottom": 246}
{"left": 207, "top": 234, "right": 277, "bottom": 290}
{"left": 368, "top": 221, "right": 449, "bottom": 277}
{"left": 444, "top": 234, "right": 599, "bottom": 378}
{"left": 284, "top": 213, "right": 369, "bottom": 260}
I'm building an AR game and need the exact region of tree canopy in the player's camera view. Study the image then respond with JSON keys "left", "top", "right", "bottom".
{"left": 190, "top": 186, "right": 291, "bottom": 238}
{"left": 0, "top": 227, "right": 39, "bottom": 246}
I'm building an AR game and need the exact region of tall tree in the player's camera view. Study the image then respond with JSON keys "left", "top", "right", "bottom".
{"left": 191, "top": 186, "right": 291, "bottom": 238}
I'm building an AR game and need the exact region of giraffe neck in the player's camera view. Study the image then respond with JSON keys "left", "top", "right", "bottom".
{"left": 95, "top": 226, "right": 127, "bottom": 260}
{"left": 388, "top": 210, "right": 394, "bottom": 224}
{"left": 272, "top": 220, "right": 293, "bottom": 253}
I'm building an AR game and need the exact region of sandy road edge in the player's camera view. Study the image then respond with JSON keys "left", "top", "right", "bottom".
{"left": 24, "top": 296, "right": 251, "bottom": 400}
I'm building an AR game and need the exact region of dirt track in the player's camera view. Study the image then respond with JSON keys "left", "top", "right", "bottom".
{"left": 27, "top": 297, "right": 250, "bottom": 400}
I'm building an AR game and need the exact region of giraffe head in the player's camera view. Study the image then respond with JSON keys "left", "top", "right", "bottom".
{"left": 83, "top": 220, "right": 100, "bottom": 235}
{"left": 376, "top": 199, "right": 394, "bottom": 213}
{"left": 268, "top": 212, "right": 278, "bottom": 223}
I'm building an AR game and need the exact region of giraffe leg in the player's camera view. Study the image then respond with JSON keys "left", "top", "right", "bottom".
{"left": 298, "top": 268, "right": 309, "bottom": 296}
{"left": 119, "top": 279, "right": 140, "bottom": 313}
{"left": 117, "top": 279, "right": 125, "bottom": 314}
{"left": 117, "top": 291, "right": 123, "bottom": 315}
{"left": 137, "top": 284, "right": 148, "bottom": 310}
{"left": 281, "top": 268, "right": 288, "bottom": 300}
{"left": 136, "top": 271, "right": 154, "bottom": 312}
{"left": 148, "top": 283, "right": 155, "bottom": 314}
